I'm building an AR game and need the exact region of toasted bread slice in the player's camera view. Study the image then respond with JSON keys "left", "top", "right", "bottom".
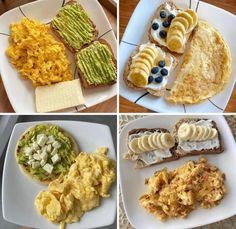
{"left": 172, "top": 118, "right": 224, "bottom": 157}
{"left": 123, "top": 42, "right": 178, "bottom": 96}
{"left": 76, "top": 39, "right": 117, "bottom": 89}
{"left": 51, "top": 0, "right": 98, "bottom": 52}
{"left": 123, "top": 128, "right": 178, "bottom": 168}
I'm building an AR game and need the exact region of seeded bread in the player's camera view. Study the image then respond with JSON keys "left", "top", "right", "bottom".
{"left": 123, "top": 44, "right": 178, "bottom": 96}
{"left": 172, "top": 118, "right": 224, "bottom": 157}
{"left": 51, "top": 0, "right": 98, "bottom": 53}
{"left": 123, "top": 128, "right": 178, "bottom": 169}
{"left": 76, "top": 39, "right": 117, "bottom": 89}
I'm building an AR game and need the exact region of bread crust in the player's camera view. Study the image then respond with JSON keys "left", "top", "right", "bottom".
{"left": 124, "top": 128, "right": 178, "bottom": 169}
{"left": 51, "top": 0, "right": 98, "bottom": 52}
{"left": 123, "top": 44, "right": 178, "bottom": 96}
{"left": 76, "top": 39, "right": 117, "bottom": 89}
{"left": 172, "top": 118, "right": 224, "bottom": 156}
{"left": 15, "top": 124, "right": 79, "bottom": 185}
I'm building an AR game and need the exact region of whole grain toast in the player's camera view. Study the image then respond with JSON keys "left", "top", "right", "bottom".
{"left": 172, "top": 118, "right": 224, "bottom": 156}
{"left": 51, "top": 0, "right": 98, "bottom": 53}
{"left": 76, "top": 39, "right": 117, "bottom": 89}
{"left": 123, "top": 44, "right": 178, "bottom": 96}
{"left": 124, "top": 128, "right": 178, "bottom": 169}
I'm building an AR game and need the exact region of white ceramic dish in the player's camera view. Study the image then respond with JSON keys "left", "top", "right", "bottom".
{"left": 119, "top": 0, "right": 236, "bottom": 113}
{"left": 0, "top": 0, "right": 117, "bottom": 113}
{"left": 2, "top": 121, "right": 116, "bottom": 229}
{"left": 120, "top": 115, "right": 236, "bottom": 229}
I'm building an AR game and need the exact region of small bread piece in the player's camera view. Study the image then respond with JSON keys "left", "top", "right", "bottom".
{"left": 35, "top": 79, "right": 85, "bottom": 113}
{"left": 51, "top": 0, "right": 98, "bottom": 52}
{"left": 76, "top": 39, "right": 117, "bottom": 89}
{"left": 148, "top": 1, "right": 180, "bottom": 48}
{"left": 165, "top": 20, "right": 232, "bottom": 104}
{"left": 123, "top": 128, "right": 178, "bottom": 168}
{"left": 123, "top": 42, "right": 178, "bottom": 96}
{"left": 172, "top": 118, "right": 224, "bottom": 157}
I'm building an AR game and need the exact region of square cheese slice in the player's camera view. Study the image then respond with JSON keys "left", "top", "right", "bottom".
{"left": 35, "top": 79, "right": 85, "bottom": 113}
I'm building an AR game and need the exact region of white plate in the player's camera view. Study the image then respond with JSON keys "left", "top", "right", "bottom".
{"left": 0, "top": 0, "right": 117, "bottom": 113}
{"left": 119, "top": 0, "right": 236, "bottom": 113}
{"left": 120, "top": 115, "right": 236, "bottom": 229}
{"left": 2, "top": 121, "right": 117, "bottom": 229}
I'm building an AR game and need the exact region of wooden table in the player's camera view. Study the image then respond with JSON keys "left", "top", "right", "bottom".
{"left": 0, "top": 0, "right": 117, "bottom": 113}
{"left": 119, "top": 0, "right": 236, "bottom": 113}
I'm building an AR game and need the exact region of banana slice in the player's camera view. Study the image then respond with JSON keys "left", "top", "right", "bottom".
{"left": 139, "top": 53, "right": 155, "bottom": 67}
{"left": 208, "top": 128, "right": 218, "bottom": 139}
{"left": 189, "top": 124, "right": 197, "bottom": 141}
{"left": 129, "top": 138, "right": 141, "bottom": 153}
{"left": 154, "top": 133, "right": 166, "bottom": 149}
{"left": 169, "top": 21, "right": 186, "bottom": 35}
{"left": 204, "top": 127, "right": 213, "bottom": 140}
{"left": 148, "top": 134, "right": 157, "bottom": 149}
{"left": 130, "top": 69, "right": 148, "bottom": 87}
{"left": 172, "top": 17, "right": 189, "bottom": 32}
{"left": 167, "top": 35, "right": 183, "bottom": 52}
{"left": 178, "top": 123, "right": 193, "bottom": 141}
{"left": 176, "top": 12, "right": 193, "bottom": 32}
{"left": 195, "top": 126, "right": 204, "bottom": 141}
{"left": 138, "top": 137, "right": 147, "bottom": 152}
{"left": 134, "top": 58, "right": 152, "bottom": 70}
{"left": 185, "top": 9, "right": 198, "bottom": 28}
{"left": 131, "top": 62, "right": 150, "bottom": 75}
{"left": 168, "top": 29, "right": 185, "bottom": 40}
{"left": 160, "top": 133, "right": 175, "bottom": 148}
{"left": 142, "top": 47, "right": 157, "bottom": 60}
{"left": 140, "top": 135, "right": 154, "bottom": 151}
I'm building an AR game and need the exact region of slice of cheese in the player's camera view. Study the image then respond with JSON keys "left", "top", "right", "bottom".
{"left": 35, "top": 79, "right": 85, "bottom": 113}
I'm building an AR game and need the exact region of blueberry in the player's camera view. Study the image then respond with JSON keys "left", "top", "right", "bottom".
{"left": 152, "top": 22, "right": 159, "bottom": 30}
{"left": 160, "top": 68, "right": 168, "bottom": 76}
{"left": 158, "top": 60, "right": 166, "bottom": 68}
{"left": 159, "top": 30, "right": 167, "bottom": 38}
{"left": 155, "top": 76, "right": 163, "bottom": 83}
{"left": 160, "top": 11, "right": 166, "bottom": 18}
{"left": 151, "top": 67, "right": 159, "bottom": 74}
{"left": 148, "top": 75, "right": 154, "bottom": 84}
{"left": 168, "top": 14, "right": 175, "bottom": 21}
{"left": 162, "top": 20, "right": 170, "bottom": 28}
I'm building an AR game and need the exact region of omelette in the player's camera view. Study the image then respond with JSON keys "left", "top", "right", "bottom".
{"left": 35, "top": 147, "right": 116, "bottom": 228}
{"left": 165, "top": 20, "right": 232, "bottom": 104}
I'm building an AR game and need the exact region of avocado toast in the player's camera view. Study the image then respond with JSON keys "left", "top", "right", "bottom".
{"left": 51, "top": 1, "right": 98, "bottom": 52}
{"left": 76, "top": 39, "right": 117, "bottom": 88}
{"left": 15, "top": 124, "right": 78, "bottom": 184}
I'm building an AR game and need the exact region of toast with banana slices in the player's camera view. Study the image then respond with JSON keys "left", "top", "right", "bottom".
{"left": 123, "top": 42, "right": 178, "bottom": 96}
{"left": 149, "top": 1, "right": 198, "bottom": 54}
{"left": 123, "top": 128, "right": 178, "bottom": 168}
{"left": 172, "top": 118, "right": 224, "bottom": 156}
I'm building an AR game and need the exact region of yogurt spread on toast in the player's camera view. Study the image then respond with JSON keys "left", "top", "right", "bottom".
{"left": 178, "top": 120, "right": 220, "bottom": 152}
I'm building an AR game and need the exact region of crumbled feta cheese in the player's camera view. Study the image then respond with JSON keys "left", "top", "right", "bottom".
{"left": 43, "top": 163, "right": 53, "bottom": 174}
{"left": 52, "top": 141, "right": 61, "bottom": 149}
{"left": 24, "top": 147, "right": 33, "bottom": 155}
{"left": 46, "top": 136, "right": 55, "bottom": 144}
{"left": 37, "top": 134, "right": 48, "bottom": 147}
{"left": 27, "top": 159, "right": 34, "bottom": 165}
{"left": 51, "top": 148, "right": 58, "bottom": 156}
{"left": 46, "top": 144, "right": 52, "bottom": 153}
{"left": 40, "top": 159, "right": 47, "bottom": 167}
{"left": 28, "top": 155, "right": 33, "bottom": 160}
{"left": 36, "top": 150, "right": 42, "bottom": 155}
{"left": 40, "top": 151, "right": 48, "bottom": 161}
{"left": 33, "top": 154, "right": 41, "bottom": 161}
{"left": 32, "top": 142, "right": 39, "bottom": 151}
{"left": 51, "top": 153, "right": 61, "bottom": 164}
{"left": 32, "top": 161, "right": 40, "bottom": 169}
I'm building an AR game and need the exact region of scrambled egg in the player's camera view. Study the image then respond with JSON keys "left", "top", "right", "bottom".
{"left": 6, "top": 17, "right": 72, "bottom": 86}
{"left": 35, "top": 148, "right": 116, "bottom": 228}
{"left": 139, "top": 157, "right": 226, "bottom": 220}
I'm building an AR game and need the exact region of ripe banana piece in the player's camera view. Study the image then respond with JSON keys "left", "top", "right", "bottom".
{"left": 178, "top": 123, "right": 218, "bottom": 141}
{"left": 129, "top": 138, "right": 142, "bottom": 153}
{"left": 167, "top": 35, "right": 183, "bottom": 52}
{"left": 129, "top": 69, "right": 148, "bottom": 87}
{"left": 140, "top": 135, "right": 154, "bottom": 151}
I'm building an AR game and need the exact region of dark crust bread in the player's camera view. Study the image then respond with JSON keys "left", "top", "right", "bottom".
{"left": 15, "top": 124, "right": 79, "bottom": 185}
{"left": 123, "top": 44, "right": 178, "bottom": 96}
{"left": 76, "top": 38, "right": 117, "bottom": 89}
{"left": 51, "top": 0, "right": 98, "bottom": 53}
{"left": 125, "top": 128, "right": 178, "bottom": 169}
{"left": 148, "top": 1, "right": 180, "bottom": 48}
{"left": 172, "top": 118, "right": 224, "bottom": 156}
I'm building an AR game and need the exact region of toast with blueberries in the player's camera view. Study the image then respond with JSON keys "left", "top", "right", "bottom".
{"left": 123, "top": 42, "right": 178, "bottom": 96}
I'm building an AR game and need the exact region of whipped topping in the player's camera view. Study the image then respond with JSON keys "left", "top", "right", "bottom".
{"left": 178, "top": 120, "right": 220, "bottom": 152}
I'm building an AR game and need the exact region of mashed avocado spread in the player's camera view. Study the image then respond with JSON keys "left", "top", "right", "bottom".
{"left": 17, "top": 124, "right": 76, "bottom": 182}
{"left": 52, "top": 3, "right": 95, "bottom": 50}
{"left": 76, "top": 41, "right": 116, "bottom": 85}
